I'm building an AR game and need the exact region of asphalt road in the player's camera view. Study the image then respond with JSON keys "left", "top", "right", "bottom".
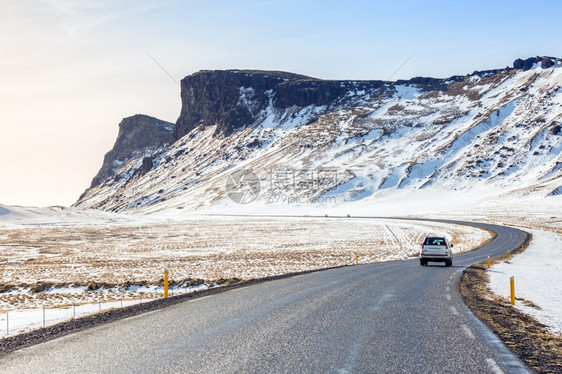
{"left": 0, "top": 219, "right": 530, "bottom": 373}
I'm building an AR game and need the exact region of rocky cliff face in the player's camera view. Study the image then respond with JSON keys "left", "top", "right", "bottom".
{"left": 173, "top": 70, "right": 391, "bottom": 139}
{"left": 88, "top": 114, "right": 173, "bottom": 188}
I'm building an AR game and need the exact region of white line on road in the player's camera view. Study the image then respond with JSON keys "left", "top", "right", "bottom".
{"left": 190, "top": 295, "right": 212, "bottom": 303}
{"left": 445, "top": 294, "right": 452, "bottom": 301}
{"left": 328, "top": 279, "right": 345, "bottom": 287}
{"left": 370, "top": 291, "right": 394, "bottom": 312}
{"left": 485, "top": 358, "right": 505, "bottom": 374}
{"left": 123, "top": 310, "right": 158, "bottom": 322}
{"left": 461, "top": 324, "right": 475, "bottom": 339}
{"left": 449, "top": 306, "right": 459, "bottom": 315}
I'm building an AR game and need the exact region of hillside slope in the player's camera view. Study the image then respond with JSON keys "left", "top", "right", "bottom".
{"left": 75, "top": 58, "right": 562, "bottom": 213}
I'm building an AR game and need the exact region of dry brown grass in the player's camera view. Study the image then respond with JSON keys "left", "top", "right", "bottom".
{"left": 418, "top": 90, "right": 440, "bottom": 100}
{"left": 387, "top": 103, "right": 405, "bottom": 114}
{"left": 446, "top": 81, "right": 482, "bottom": 100}
{"left": 0, "top": 218, "right": 491, "bottom": 309}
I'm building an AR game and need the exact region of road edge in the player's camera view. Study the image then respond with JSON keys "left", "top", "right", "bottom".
{"left": 0, "top": 264, "right": 348, "bottom": 357}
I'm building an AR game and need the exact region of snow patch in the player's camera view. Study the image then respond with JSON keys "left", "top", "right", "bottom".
{"left": 489, "top": 230, "right": 562, "bottom": 334}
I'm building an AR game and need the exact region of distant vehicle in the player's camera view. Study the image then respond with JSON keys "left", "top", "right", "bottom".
{"left": 420, "top": 236, "right": 453, "bottom": 266}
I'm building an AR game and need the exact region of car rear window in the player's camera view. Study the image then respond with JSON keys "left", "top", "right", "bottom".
{"left": 424, "top": 237, "right": 446, "bottom": 246}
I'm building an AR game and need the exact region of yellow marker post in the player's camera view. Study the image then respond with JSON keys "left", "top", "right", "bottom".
{"left": 510, "top": 276, "right": 515, "bottom": 305}
{"left": 487, "top": 256, "right": 491, "bottom": 269}
{"left": 507, "top": 251, "right": 510, "bottom": 259}
{"left": 164, "top": 270, "right": 169, "bottom": 298}
{"left": 355, "top": 253, "right": 359, "bottom": 265}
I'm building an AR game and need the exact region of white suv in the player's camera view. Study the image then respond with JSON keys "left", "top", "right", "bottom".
{"left": 420, "top": 236, "right": 453, "bottom": 266}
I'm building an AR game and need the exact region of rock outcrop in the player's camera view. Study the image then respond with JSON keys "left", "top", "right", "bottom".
{"left": 173, "top": 70, "right": 387, "bottom": 140}
{"left": 174, "top": 70, "right": 303, "bottom": 139}
{"left": 89, "top": 114, "right": 173, "bottom": 188}
{"left": 514, "top": 56, "right": 557, "bottom": 71}
{"left": 136, "top": 156, "right": 154, "bottom": 178}
{"left": 541, "top": 57, "right": 555, "bottom": 69}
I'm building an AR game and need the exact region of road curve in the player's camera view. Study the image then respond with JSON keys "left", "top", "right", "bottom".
{"left": 0, "top": 219, "right": 530, "bottom": 373}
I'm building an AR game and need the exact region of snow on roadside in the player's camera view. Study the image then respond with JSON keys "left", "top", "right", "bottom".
{"left": 488, "top": 229, "right": 562, "bottom": 334}
{"left": 0, "top": 284, "right": 209, "bottom": 338}
{"left": 0, "top": 298, "right": 144, "bottom": 338}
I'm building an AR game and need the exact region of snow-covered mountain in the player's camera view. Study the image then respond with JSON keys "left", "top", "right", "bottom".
{"left": 75, "top": 57, "right": 562, "bottom": 213}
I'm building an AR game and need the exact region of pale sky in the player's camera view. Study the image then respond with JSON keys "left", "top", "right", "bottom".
{"left": 1, "top": 0, "right": 561, "bottom": 207}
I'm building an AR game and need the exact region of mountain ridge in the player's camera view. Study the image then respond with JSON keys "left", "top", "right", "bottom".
{"left": 75, "top": 57, "right": 562, "bottom": 212}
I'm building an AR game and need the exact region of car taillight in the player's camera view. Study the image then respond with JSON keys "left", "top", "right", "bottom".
{"left": 445, "top": 243, "right": 448, "bottom": 249}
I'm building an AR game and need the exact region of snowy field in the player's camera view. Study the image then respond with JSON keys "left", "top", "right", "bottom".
{"left": 489, "top": 229, "right": 562, "bottom": 334}
{"left": 0, "top": 205, "right": 494, "bottom": 337}
{"left": 0, "top": 214, "right": 488, "bottom": 309}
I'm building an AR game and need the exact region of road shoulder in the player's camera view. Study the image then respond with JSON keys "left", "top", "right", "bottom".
{"left": 461, "top": 233, "right": 562, "bottom": 373}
